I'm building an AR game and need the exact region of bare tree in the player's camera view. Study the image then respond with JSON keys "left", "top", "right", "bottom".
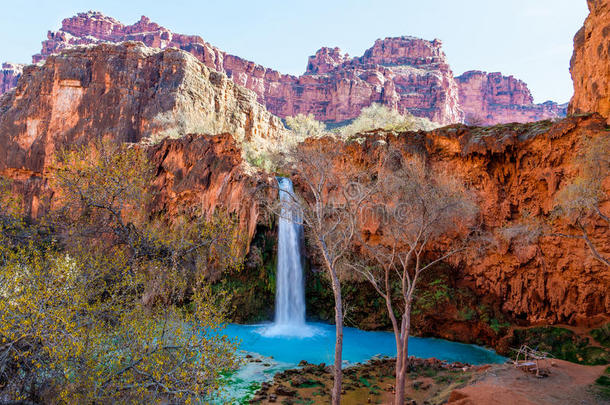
{"left": 350, "top": 151, "right": 478, "bottom": 405}
{"left": 271, "top": 140, "right": 371, "bottom": 405}
{"left": 554, "top": 136, "right": 610, "bottom": 267}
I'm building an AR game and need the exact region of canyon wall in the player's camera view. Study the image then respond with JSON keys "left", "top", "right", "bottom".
{"left": 1, "top": 11, "right": 564, "bottom": 126}
{"left": 0, "top": 63, "right": 23, "bottom": 94}
{"left": 31, "top": 12, "right": 464, "bottom": 125}
{"left": 569, "top": 0, "right": 610, "bottom": 122}
{"left": 456, "top": 71, "right": 568, "bottom": 125}
{"left": 296, "top": 114, "right": 609, "bottom": 326}
{"left": 0, "top": 41, "right": 283, "bottom": 217}
{"left": 0, "top": 33, "right": 607, "bottom": 329}
{"left": 148, "top": 133, "right": 273, "bottom": 250}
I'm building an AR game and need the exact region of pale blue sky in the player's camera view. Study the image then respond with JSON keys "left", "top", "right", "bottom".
{"left": 0, "top": 0, "right": 588, "bottom": 103}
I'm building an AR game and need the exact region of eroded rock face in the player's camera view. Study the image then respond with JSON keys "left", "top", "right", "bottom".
{"left": 569, "top": 0, "right": 610, "bottom": 122}
{"left": 263, "top": 37, "right": 464, "bottom": 125}
{"left": 148, "top": 133, "right": 274, "bottom": 250}
{"left": 0, "top": 63, "right": 24, "bottom": 94}
{"left": 0, "top": 41, "right": 284, "bottom": 218}
{"left": 1, "top": 11, "right": 565, "bottom": 125}
{"left": 32, "top": 14, "right": 464, "bottom": 125}
{"left": 305, "top": 47, "right": 349, "bottom": 74}
{"left": 0, "top": 41, "right": 284, "bottom": 172}
{"left": 456, "top": 71, "right": 568, "bottom": 125}
{"left": 295, "top": 115, "right": 609, "bottom": 326}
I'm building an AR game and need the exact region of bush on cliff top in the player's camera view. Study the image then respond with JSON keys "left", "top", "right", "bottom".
{"left": 241, "top": 113, "right": 331, "bottom": 173}
{"left": 336, "top": 103, "right": 438, "bottom": 138}
{"left": 242, "top": 106, "right": 438, "bottom": 173}
{"left": 285, "top": 113, "right": 328, "bottom": 142}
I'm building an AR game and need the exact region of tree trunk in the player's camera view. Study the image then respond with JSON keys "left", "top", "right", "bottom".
{"left": 394, "top": 307, "right": 411, "bottom": 405}
{"left": 330, "top": 271, "right": 343, "bottom": 405}
{"left": 384, "top": 270, "right": 405, "bottom": 405}
{"left": 394, "top": 349, "right": 405, "bottom": 405}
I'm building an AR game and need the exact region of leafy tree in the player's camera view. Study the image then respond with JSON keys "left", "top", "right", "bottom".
{"left": 0, "top": 242, "right": 237, "bottom": 403}
{"left": 52, "top": 140, "right": 244, "bottom": 290}
{"left": 0, "top": 140, "right": 242, "bottom": 403}
{"left": 51, "top": 139, "right": 154, "bottom": 259}
{"left": 337, "top": 104, "right": 438, "bottom": 138}
{"left": 285, "top": 113, "right": 328, "bottom": 142}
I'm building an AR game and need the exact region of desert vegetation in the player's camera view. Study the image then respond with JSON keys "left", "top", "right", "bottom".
{"left": 0, "top": 141, "right": 242, "bottom": 403}
{"left": 554, "top": 135, "right": 610, "bottom": 266}
{"left": 241, "top": 105, "right": 438, "bottom": 173}
{"left": 336, "top": 104, "right": 439, "bottom": 138}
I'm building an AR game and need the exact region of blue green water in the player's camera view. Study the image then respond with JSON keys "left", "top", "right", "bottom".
{"left": 225, "top": 322, "right": 505, "bottom": 366}
{"left": 219, "top": 322, "right": 505, "bottom": 402}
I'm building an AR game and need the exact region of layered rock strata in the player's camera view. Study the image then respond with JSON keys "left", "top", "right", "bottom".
{"left": 0, "top": 41, "right": 284, "bottom": 216}
{"left": 296, "top": 114, "right": 609, "bottom": 326}
{"left": 0, "top": 11, "right": 565, "bottom": 125}
{"left": 456, "top": 70, "right": 568, "bottom": 125}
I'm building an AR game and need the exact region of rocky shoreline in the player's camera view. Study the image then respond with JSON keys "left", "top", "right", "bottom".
{"left": 249, "top": 357, "right": 487, "bottom": 404}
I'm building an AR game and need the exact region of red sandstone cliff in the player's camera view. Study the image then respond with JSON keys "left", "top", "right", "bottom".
{"left": 31, "top": 13, "right": 464, "bottom": 125}
{"left": 0, "top": 33, "right": 607, "bottom": 328}
{"left": 456, "top": 71, "right": 568, "bottom": 125}
{"left": 569, "top": 0, "right": 610, "bottom": 122}
{"left": 295, "top": 115, "right": 609, "bottom": 326}
{"left": 149, "top": 133, "right": 273, "bottom": 248}
{"left": 0, "top": 11, "right": 565, "bottom": 126}
{"left": 0, "top": 63, "right": 23, "bottom": 95}
{"left": 0, "top": 41, "right": 283, "bottom": 217}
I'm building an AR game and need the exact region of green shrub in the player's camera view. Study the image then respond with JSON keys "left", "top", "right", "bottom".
{"left": 285, "top": 113, "right": 328, "bottom": 142}
{"left": 336, "top": 104, "right": 438, "bottom": 138}
{"left": 591, "top": 323, "right": 610, "bottom": 348}
{"left": 511, "top": 327, "right": 610, "bottom": 365}
{"left": 594, "top": 367, "right": 610, "bottom": 401}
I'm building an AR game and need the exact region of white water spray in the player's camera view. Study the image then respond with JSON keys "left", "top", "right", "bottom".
{"left": 259, "top": 178, "right": 319, "bottom": 338}
{"left": 274, "top": 177, "right": 306, "bottom": 326}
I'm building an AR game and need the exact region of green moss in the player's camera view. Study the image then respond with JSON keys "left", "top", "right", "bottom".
{"left": 412, "top": 277, "right": 451, "bottom": 315}
{"left": 217, "top": 224, "right": 277, "bottom": 323}
{"left": 591, "top": 323, "right": 610, "bottom": 348}
{"left": 292, "top": 379, "right": 322, "bottom": 388}
{"left": 457, "top": 307, "right": 476, "bottom": 321}
{"left": 510, "top": 327, "right": 610, "bottom": 365}
{"left": 422, "top": 368, "right": 438, "bottom": 378}
{"left": 358, "top": 377, "right": 371, "bottom": 387}
{"left": 305, "top": 267, "right": 389, "bottom": 329}
{"left": 594, "top": 367, "right": 610, "bottom": 401}
{"left": 488, "top": 318, "right": 511, "bottom": 334}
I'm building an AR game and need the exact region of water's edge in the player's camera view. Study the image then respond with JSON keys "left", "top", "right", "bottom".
{"left": 219, "top": 321, "right": 506, "bottom": 402}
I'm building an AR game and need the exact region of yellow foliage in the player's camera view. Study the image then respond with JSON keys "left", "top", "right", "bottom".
{"left": 0, "top": 141, "right": 243, "bottom": 403}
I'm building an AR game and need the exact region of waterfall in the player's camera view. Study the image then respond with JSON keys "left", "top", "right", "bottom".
{"left": 274, "top": 177, "right": 306, "bottom": 326}
{"left": 259, "top": 178, "right": 318, "bottom": 338}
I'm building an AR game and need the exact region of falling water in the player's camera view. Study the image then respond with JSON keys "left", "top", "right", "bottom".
{"left": 259, "top": 178, "right": 318, "bottom": 337}
{"left": 274, "top": 177, "right": 306, "bottom": 326}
